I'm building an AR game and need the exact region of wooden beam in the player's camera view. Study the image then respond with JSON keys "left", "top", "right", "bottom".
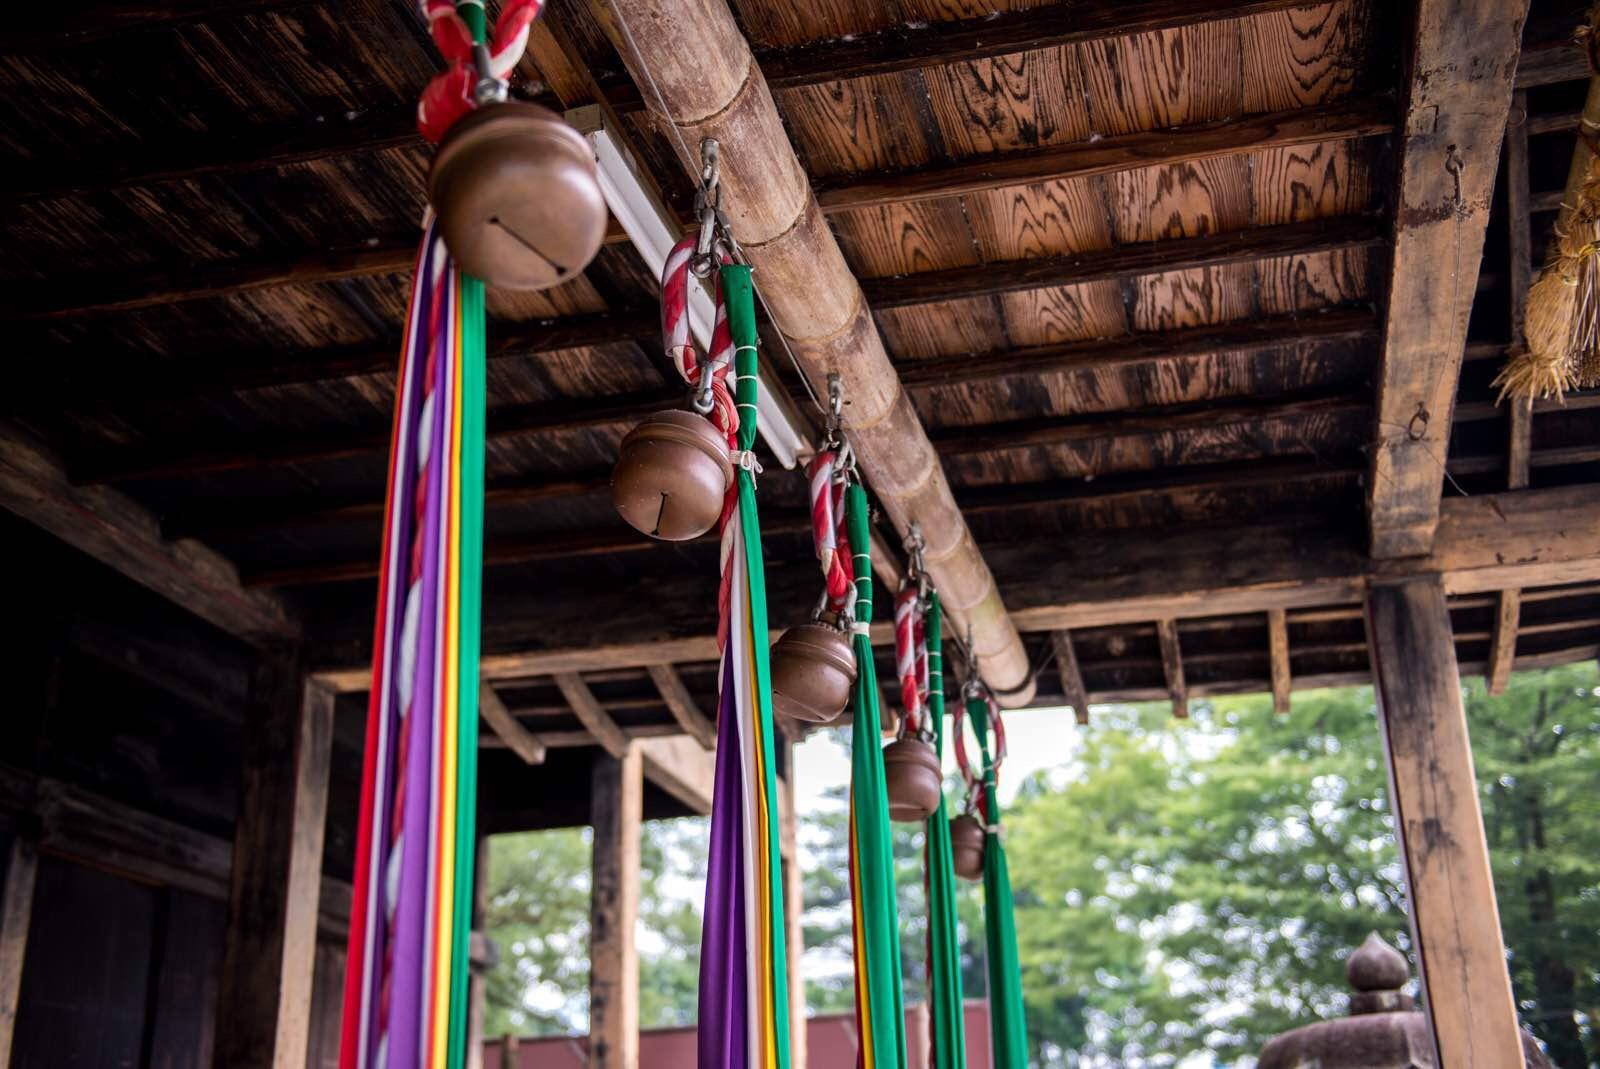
{"left": 1487, "top": 590, "right": 1522, "bottom": 697}
{"left": 1267, "top": 608, "right": 1292, "bottom": 715}
{"left": 480, "top": 723, "right": 681, "bottom": 751}
{"left": 637, "top": 735, "right": 714, "bottom": 816}
{"left": 0, "top": 421, "right": 296, "bottom": 642}
{"left": 645, "top": 665, "right": 716, "bottom": 750}
{"left": 897, "top": 307, "right": 1378, "bottom": 390}
{"left": 1364, "top": 577, "right": 1522, "bottom": 1069}
{"left": 1366, "top": 0, "right": 1529, "bottom": 559}
{"left": 0, "top": 837, "right": 38, "bottom": 1066}
{"left": 480, "top": 682, "right": 547, "bottom": 765}
{"left": 1514, "top": 39, "right": 1589, "bottom": 89}
{"left": 554, "top": 673, "right": 632, "bottom": 759}
{"left": 213, "top": 655, "right": 334, "bottom": 1069}
{"left": 869, "top": 217, "right": 1383, "bottom": 311}
{"left": 0, "top": 0, "right": 325, "bottom": 52}
{"left": 1155, "top": 620, "right": 1188, "bottom": 718}
{"left": 16, "top": 310, "right": 659, "bottom": 414}
{"left": 1051, "top": 631, "right": 1090, "bottom": 726}
{"left": 590, "top": 747, "right": 642, "bottom": 1069}
{"left": 816, "top": 98, "right": 1392, "bottom": 214}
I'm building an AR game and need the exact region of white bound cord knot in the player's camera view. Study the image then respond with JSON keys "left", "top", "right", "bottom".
{"left": 729, "top": 449, "right": 764, "bottom": 474}
{"left": 850, "top": 622, "right": 872, "bottom": 636}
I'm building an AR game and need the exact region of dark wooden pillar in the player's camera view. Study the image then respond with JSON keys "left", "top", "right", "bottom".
{"left": 1365, "top": 578, "right": 1522, "bottom": 1069}
{"left": 0, "top": 836, "right": 39, "bottom": 1064}
{"left": 589, "top": 747, "right": 642, "bottom": 1069}
{"left": 213, "top": 646, "right": 335, "bottom": 1069}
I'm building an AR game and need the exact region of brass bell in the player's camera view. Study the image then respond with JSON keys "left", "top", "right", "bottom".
{"left": 882, "top": 736, "right": 943, "bottom": 823}
{"left": 948, "top": 813, "right": 986, "bottom": 881}
{"left": 611, "top": 410, "right": 732, "bottom": 541}
{"left": 427, "top": 101, "right": 607, "bottom": 291}
{"left": 770, "top": 621, "right": 856, "bottom": 725}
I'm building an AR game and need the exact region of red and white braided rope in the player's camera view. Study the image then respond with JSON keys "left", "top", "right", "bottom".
{"left": 806, "top": 451, "right": 854, "bottom": 616}
{"left": 661, "top": 236, "right": 738, "bottom": 444}
{"left": 416, "top": 0, "right": 543, "bottom": 143}
{"left": 894, "top": 585, "right": 928, "bottom": 733}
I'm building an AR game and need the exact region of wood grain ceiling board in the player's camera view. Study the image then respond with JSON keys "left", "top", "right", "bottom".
{"left": 962, "top": 175, "right": 1116, "bottom": 260}
{"left": 1240, "top": 0, "right": 1369, "bottom": 111}
{"left": 725, "top": 0, "right": 904, "bottom": 49}
{"left": 873, "top": 294, "right": 1011, "bottom": 359}
{"left": 828, "top": 198, "right": 980, "bottom": 278}
{"left": 920, "top": 45, "right": 1092, "bottom": 158}
{"left": 775, "top": 70, "right": 940, "bottom": 178}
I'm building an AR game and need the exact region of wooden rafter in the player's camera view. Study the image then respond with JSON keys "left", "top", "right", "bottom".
{"left": 1050, "top": 631, "right": 1090, "bottom": 726}
{"left": 0, "top": 421, "right": 297, "bottom": 641}
{"left": 1155, "top": 619, "right": 1188, "bottom": 718}
{"left": 479, "top": 682, "right": 548, "bottom": 765}
{"left": 1267, "top": 608, "right": 1292, "bottom": 715}
{"left": 1366, "top": 0, "right": 1529, "bottom": 559}
{"left": 554, "top": 672, "right": 631, "bottom": 759}
{"left": 645, "top": 665, "right": 716, "bottom": 750}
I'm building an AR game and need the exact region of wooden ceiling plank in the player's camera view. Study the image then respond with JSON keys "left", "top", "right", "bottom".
{"left": 479, "top": 682, "right": 548, "bottom": 765}
{"left": 866, "top": 216, "right": 1385, "bottom": 311}
{"left": 553, "top": 672, "right": 631, "bottom": 759}
{"left": 1267, "top": 607, "right": 1292, "bottom": 714}
{"left": 1366, "top": 0, "right": 1530, "bottom": 559}
{"left": 0, "top": 421, "right": 297, "bottom": 642}
{"left": 1050, "top": 631, "right": 1090, "bottom": 726}
{"left": 645, "top": 665, "right": 716, "bottom": 751}
{"left": 816, "top": 97, "right": 1392, "bottom": 214}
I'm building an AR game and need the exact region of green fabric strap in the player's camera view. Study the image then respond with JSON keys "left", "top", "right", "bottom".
{"left": 846, "top": 484, "right": 908, "bottom": 1069}
{"left": 968, "top": 697, "right": 1027, "bottom": 1069}
{"left": 456, "top": 0, "right": 488, "bottom": 45}
{"left": 721, "top": 265, "right": 791, "bottom": 1066}
{"left": 924, "top": 593, "right": 968, "bottom": 1069}
{"left": 447, "top": 275, "right": 487, "bottom": 1069}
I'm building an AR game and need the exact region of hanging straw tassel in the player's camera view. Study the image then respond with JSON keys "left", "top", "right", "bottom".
{"left": 1499, "top": 9, "right": 1600, "bottom": 401}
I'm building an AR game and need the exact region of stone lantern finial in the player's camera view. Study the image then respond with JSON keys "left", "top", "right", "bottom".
{"left": 1347, "top": 932, "right": 1413, "bottom": 1015}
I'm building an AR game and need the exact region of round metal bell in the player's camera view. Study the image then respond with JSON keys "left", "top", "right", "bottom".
{"left": 882, "top": 736, "right": 942, "bottom": 823}
{"left": 611, "top": 410, "right": 733, "bottom": 541}
{"left": 427, "top": 101, "right": 607, "bottom": 291}
{"left": 948, "top": 812, "right": 986, "bottom": 881}
{"left": 770, "top": 621, "right": 856, "bottom": 725}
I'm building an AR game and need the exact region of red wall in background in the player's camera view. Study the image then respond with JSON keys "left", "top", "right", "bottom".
{"left": 482, "top": 1001, "right": 995, "bottom": 1069}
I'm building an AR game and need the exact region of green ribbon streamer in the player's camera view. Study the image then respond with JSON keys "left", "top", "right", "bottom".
{"left": 721, "top": 265, "right": 792, "bottom": 1067}
{"left": 456, "top": 0, "right": 488, "bottom": 47}
{"left": 968, "top": 697, "right": 1027, "bottom": 1069}
{"left": 924, "top": 594, "right": 968, "bottom": 1069}
{"left": 846, "top": 484, "right": 908, "bottom": 1069}
{"left": 447, "top": 275, "right": 488, "bottom": 1069}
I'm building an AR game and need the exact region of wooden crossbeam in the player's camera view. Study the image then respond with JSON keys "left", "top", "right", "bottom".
{"left": 637, "top": 736, "right": 715, "bottom": 816}
{"left": 1155, "top": 620, "right": 1188, "bottom": 718}
{"left": 0, "top": 0, "right": 325, "bottom": 52}
{"left": 1366, "top": 0, "right": 1528, "bottom": 559}
{"left": 1267, "top": 608, "right": 1291, "bottom": 714}
{"left": 479, "top": 682, "right": 547, "bottom": 765}
{"left": 817, "top": 98, "right": 1392, "bottom": 213}
{"left": 867, "top": 216, "right": 1384, "bottom": 311}
{"left": 0, "top": 838, "right": 37, "bottom": 1065}
{"left": 1050, "top": 631, "right": 1089, "bottom": 726}
{"left": 645, "top": 665, "right": 716, "bottom": 750}
{"left": 554, "top": 673, "right": 631, "bottom": 759}
{"left": 0, "top": 421, "right": 297, "bottom": 641}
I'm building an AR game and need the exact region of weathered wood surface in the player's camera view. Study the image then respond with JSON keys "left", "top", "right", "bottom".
{"left": 213, "top": 657, "right": 334, "bottom": 1069}
{"left": 480, "top": 682, "right": 547, "bottom": 765}
{"left": 1267, "top": 608, "right": 1292, "bottom": 714}
{"left": 0, "top": 422, "right": 297, "bottom": 642}
{"left": 637, "top": 736, "right": 715, "bottom": 816}
{"left": 1051, "top": 631, "right": 1090, "bottom": 725}
{"left": 590, "top": 748, "right": 643, "bottom": 1069}
{"left": 1366, "top": 0, "right": 1529, "bottom": 558}
{"left": 1155, "top": 620, "right": 1188, "bottom": 718}
{"left": 555, "top": 673, "right": 632, "bottom": 759}
{"left": 646, "top": 664, "right": 717, "bottom": 750}
{"left": 0, "top": 836, "right": 38, "bottom": 1066}
{"left": 1365, "top": 577, "right": 1523, "bottom": 1069}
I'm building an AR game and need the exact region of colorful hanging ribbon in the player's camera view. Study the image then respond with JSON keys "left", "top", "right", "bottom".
{"left": 844, "top": 484, "right": 909, "bottom": 1069}
{"left": 698, "top": 264, "right": 792, "bottom": 1069}
{"left": 923, "top": 594, "right": 968, "bottom": 1069}
{"left": 339, "top": 216, "right": 487, "bottom": 1069}
{"left": 967, "top": 694, "right": 1027, "bottom": 1069}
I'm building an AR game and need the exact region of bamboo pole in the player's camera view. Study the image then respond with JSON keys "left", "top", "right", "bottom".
{"left": 591, "top": 0, "right": 1035, "bottom": 703}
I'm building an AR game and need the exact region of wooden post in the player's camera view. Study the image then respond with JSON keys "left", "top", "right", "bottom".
{"left": 590, "top": 747, "right": 642, "bottom": 1069}
{"left": 0, "top": 836, "right": 39, "bottom": 1065}
{"left": 213, "top": 652, "right": 335, "bottom": 1069}
{"left": 1267, "top": 609, "right": 1292, "bottom": 714}
{"left": 1364, "top": 578, "right": 1523, "bottom": 1069}
{"left": 1155, "top": 620, "right": 1188, "bottom": 719}
{"left": 1051, "top": 630, "right": 1090, "bottom": 725}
